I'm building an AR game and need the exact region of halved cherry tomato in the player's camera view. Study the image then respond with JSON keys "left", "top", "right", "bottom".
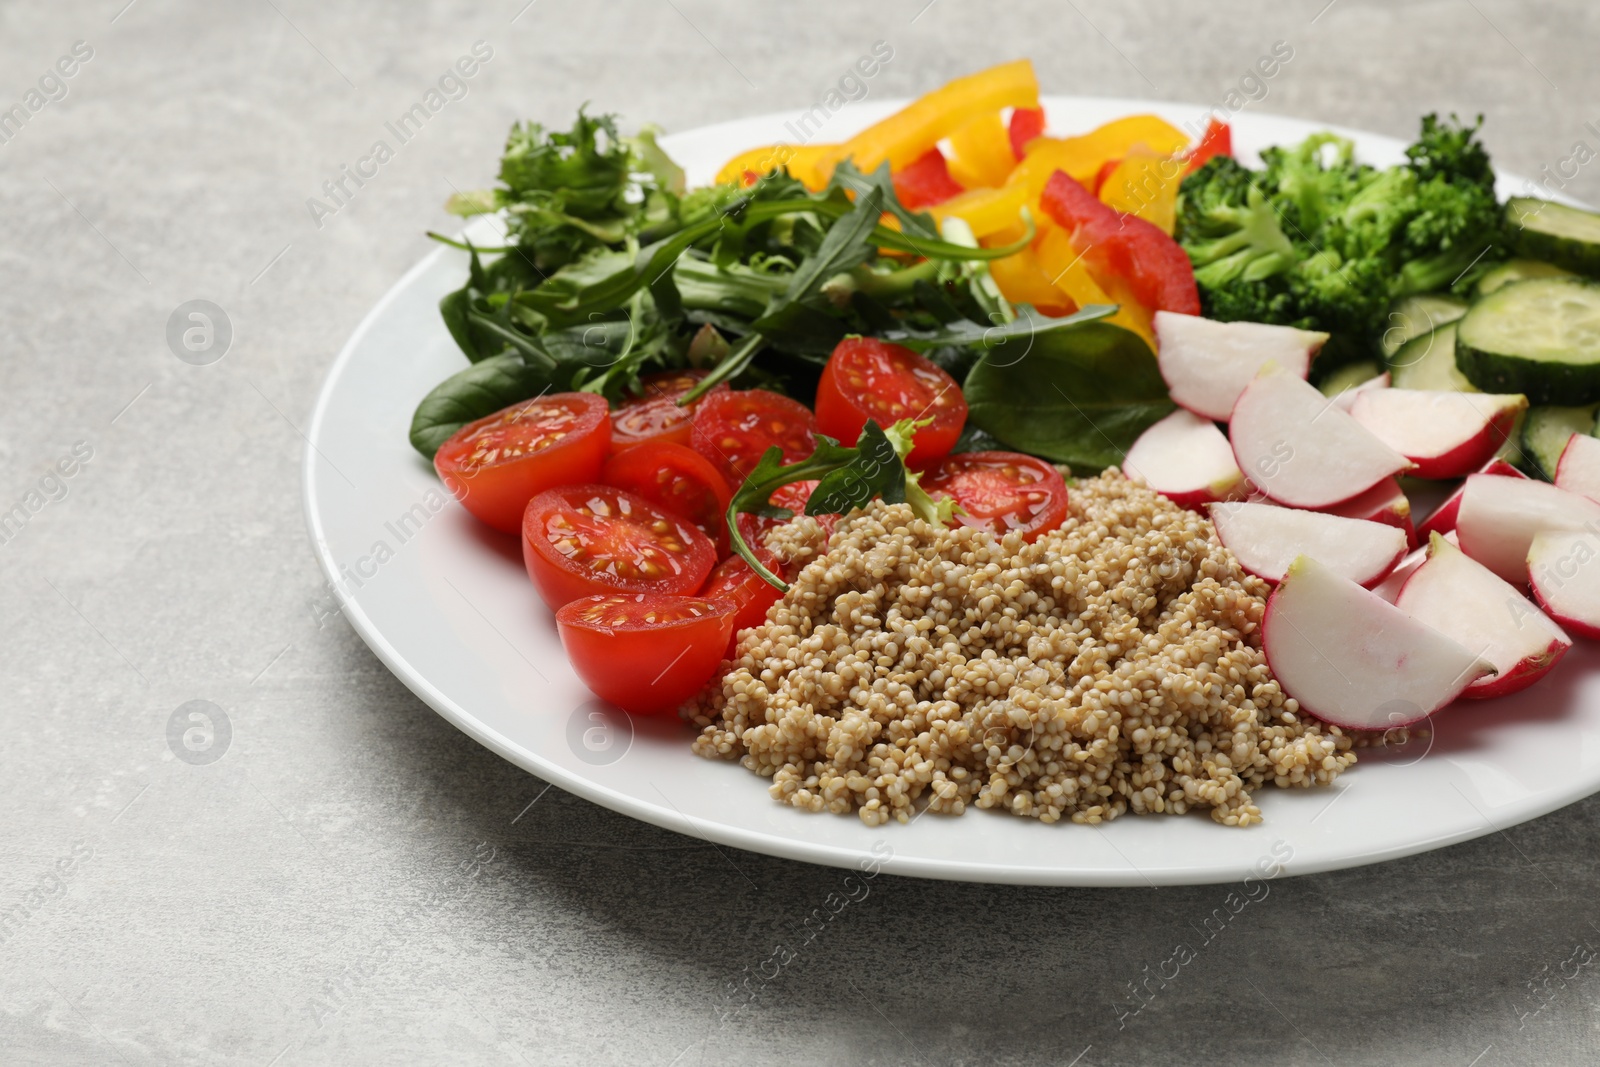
{"left": 701, "top": 550, "right": 783, "bottom": 654}
{"left": 556, "top": 593, "right": 735, "bottom": 714}
{"left": 610, "top": 369, "right": 728, "bottom": 453}
{"left": 1040, "top": 170, "right": 1200, "bottom": 317}
{"left": 892, "top": 148, "right": 965, "bottom": 210}
{"left": 919, "top": 451, "right": 1069, "bottom": 542}
{"left": 1184, "top": 118, "right": 1232, "bottom": 174}
{"left": 815, "top": 338, "right": 967, "bottom": 467}
{"left": 434, "top": 393, "right": 610, "bottom": 534}
{"left": 1008, "top": 106, "right": 1046, "bottom": 161}
{"left": 690, "top": 389, "right": 817, "bottom": 486}
{"left": 600, "top": 441, "right": 732, "bottom": 552}
{"left": 734, "top": 480, "right": 840, "bottom": 573}
{"left": 522, "top": 485, "right": 716, "bottom": 610}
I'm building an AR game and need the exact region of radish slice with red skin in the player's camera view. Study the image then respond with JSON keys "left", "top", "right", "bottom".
{"left": 1263, "top": 555, "right": 1497, "bottom": 729}
{"left": 1455, "top": 473, "right": 1600, "bottom": 584}
{"left": 1320, "top": 476, "right": 1413, "bottom": 544}
{"left": 1397, "top": 533, "right": 1570, "bottom": 699}
{"left": 1153, "top": 311, "right": 1328, "bottom": 422}
{"left": 1330, "top": 371, "right": 1390, "bottom": 413}
{"left": 1416, "top": 458, "right": 1525, "bottom": 541}
{"left": 1348, "top": 389, "right": 1527, "bottom": 480}
{"left": 1210, "top": 501, "right": 1407, "bottom": 587}
{"left": 1230, "top": 368, "right": 1413, "bottom": 509}
{"left": 1372, "top": 545, "right": 1427, "bottom": 604}
{"left": 1123, "top": 408, "right": 1248, "bottom": 509}
{"left": 1529, "top": 529, "right": 1600, "bottom": 640}
{"left": 1555, "top": 434, "right": 1600, "bottom": 504}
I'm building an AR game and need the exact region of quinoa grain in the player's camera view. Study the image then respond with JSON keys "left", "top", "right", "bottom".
{"left": 688, "top": 471, "right": 1357, "bottom": 827}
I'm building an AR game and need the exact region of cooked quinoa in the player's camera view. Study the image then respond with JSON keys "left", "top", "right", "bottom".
{"left": 687, "top": 470, "right": 1359, "bottom": 827}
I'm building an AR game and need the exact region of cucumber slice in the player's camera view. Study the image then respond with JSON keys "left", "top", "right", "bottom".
{"left": 1507, "top": 198, "right": 1600, "bottom": 277}
{"left": 1476, "top": 257, "right": 1573, "bottom": 297}
{"left": 1521, "top": 404, "right": 1599, "bottom": 479}
{"left": 1456, "top": 276, "right": 1600, "bottom": 403}
{"left": 1389, "top": 322, "right": 1476, "bottom": 392}
{"left": 1380, "top": 294, "right": 1469, "bottom": 358}
{"left": 1318, "top": 360, "right": 1383, "bottom": 397}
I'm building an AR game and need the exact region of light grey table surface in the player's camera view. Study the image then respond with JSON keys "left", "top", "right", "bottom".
{"left": 4, "top": 1, "right": 1599, "bottom": 1064}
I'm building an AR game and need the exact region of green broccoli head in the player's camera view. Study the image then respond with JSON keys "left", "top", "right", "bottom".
{"left": 1175, "top": 112, "right": 1507, "bottom": 349}
{"left": 1178, "top": 156, "right": 1301, "bottom": 314}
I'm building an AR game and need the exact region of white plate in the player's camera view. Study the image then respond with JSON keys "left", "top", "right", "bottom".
{"left": 304, "top": 96, "right": 1600, "bottom": 886}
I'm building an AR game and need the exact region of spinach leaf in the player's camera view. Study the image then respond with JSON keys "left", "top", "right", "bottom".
{"left": 962, "top": 322, "right": 1175, "bottom": 471}
{"left": 408, "top": 354, "right": 549, "bottom": 460}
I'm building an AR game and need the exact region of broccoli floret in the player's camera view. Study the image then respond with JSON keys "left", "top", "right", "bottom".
{"left": 1178, "top": 157, "right": 1299, "bottom": 303}
{"left": 1175, "top": 113, "right": 1508, "bottom": 350}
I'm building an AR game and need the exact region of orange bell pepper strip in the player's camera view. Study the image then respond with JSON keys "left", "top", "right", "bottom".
{"left": 1099, "top": 149, "right": 1186, "bottom": 235}
{"left": 714, "top": 143, "right": 835, "bottom": 190}
{"left": 818, "top": 59, "right": 1039, "bottom": 178}
{"left": 1033, "top": 223, "right": 1157, "bottom": 350}
{"left": 926, "top": 114, "right": 1190, "bottom": 238}
{"left": 945, "top": 110, "right": 1016, "bottom": 190}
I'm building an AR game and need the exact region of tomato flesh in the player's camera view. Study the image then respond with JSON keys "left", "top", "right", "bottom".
{"left": 919, "top": 451, "right": 1069, "bottom": 542}
{"left": 814, "top": 338, "right": 966, "bottom": 466}
{"left": 600, "top": 441, "right": 732, "bottom": 552}
{"left": 893, "top": 148, "right": 965, "bottom": 209}
{"left": 690, "top": 389, "right": 817, "bottom": 486}
{"left": 701, "top": 551, "right": 783, "bottom": 653}
{"left": 522, "top": 484, "right": 716, "bottom": 610}
{"left": 434, "top": 392, "right": 610, "bottom": 534}
{"left": 556, "top": 593, "right": 735, "bottom": 714}
{"left": 1039, "top": 171, "right": 1201, "bottom": 317}
{"left": 610, "top": 369, "right": 727, "bottom": 453}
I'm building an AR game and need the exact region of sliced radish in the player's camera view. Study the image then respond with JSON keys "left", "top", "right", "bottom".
{"left": 1348, "top": 389, "right": 1528, "bottom": 480}
{"left": 1153, "top": 312, "right": 1328, "bottom": 421}
{"left": 1397, "top": 533, "right": 1570, "bottom": 699}
{"left": 1455, "top": 473, "right": 1600, "bottom": 584}
{"left": 1331, "top": 371, "right": 1390, "bottom": 413}
{"left": 1230, "top": 368, "right": 1412, "bottom": 509}
{"left": 1210, "top": 501, "right": 1407, "bottom": 587}
{"left": 1320, "top": 476, "right": 1413, "bottom": 543}
{"left": 1555, "top": 433, "right": 1600, "bottom": 504}
{"left": 1123, "top": 409, "right": 1247, "bottom": 509}
{"left": 1529, "top": 530, "right": 1600, "bottom": 639}
{"left": 1263, "top": 555, "right": 1496, "bottom": 729}
{"left": 1372, "top": 545, "right": 1427, "bottom": 604}
{"left": 1416, "top": 458, "right": 1525, "bottom": 541}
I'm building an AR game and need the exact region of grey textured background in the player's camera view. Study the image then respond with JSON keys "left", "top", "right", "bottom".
{"left": 3, "top": 1, "right": 1598, "bottom": 1064}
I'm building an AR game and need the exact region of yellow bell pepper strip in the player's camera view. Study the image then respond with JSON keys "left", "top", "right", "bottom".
{"left": 925, "top": 183, "right": 1032, "bottom": 238}
{"left": 714, "top": 143, "right": 835, "bottom": 190}
{"left": 945, "top": 110, "right": 1016, "bottom": 190}
{"left": 1032, "top": 223, "right": 1157, "bottom": 350}
{"left": 986, "top": 231, "right": 1076, "bottom": 314}
{"left": 1098, "top": 149, "right": 1186, "bottom": 235}
{"left": 924, "top": 114, "right": 1190, "bottom": 239}
{"left": 818, "top": 59, "right": 1039, "bottom": 178}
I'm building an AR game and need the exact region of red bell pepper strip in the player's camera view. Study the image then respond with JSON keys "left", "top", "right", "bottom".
{"left": 1184, "top": 119, "right": 1232, "bottom": 174}
{"left": 1040, "top": 170, "right": 1201, "bottom": 317}
{"left": 1007, "top": 107, "right": 1046, "bottom": 160}
{"left": 1091, "top": 157, "right": 1122, "bottom": 197}
{"left": 892, "top": 147, "right": 965, "bottom": 209}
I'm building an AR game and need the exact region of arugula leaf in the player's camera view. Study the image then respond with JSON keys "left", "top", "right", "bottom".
{"left": 889, "top": 303, "right": 1118, "bottom": 353}
{"left": 828, "top": 159, "right": 941, "bottom": 242}
{"left": 723, "top": 417, "right": 949, "bottom": 590}
{"left": 779, "top": 185, "right": 883, "bottom": 305}
{"left": 408, "top": 354, "right": 549, "bottom": 459}
{"left": 962, "top": 321, "right": 1175, "bottom": 470}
